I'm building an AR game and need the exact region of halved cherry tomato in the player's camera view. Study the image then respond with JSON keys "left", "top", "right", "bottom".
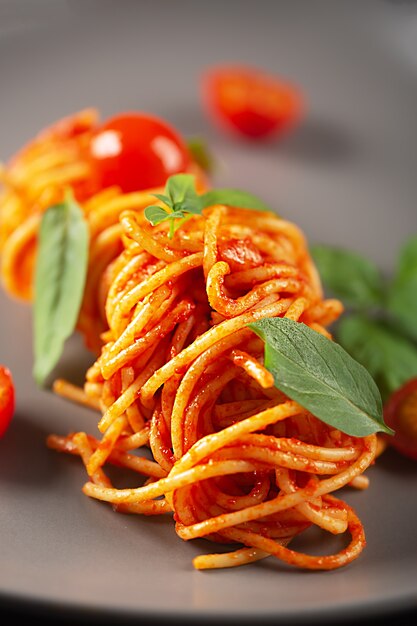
{"left": 384, "top": 377, "right": 417, "bottom": 461}
{"left": 0, "top": 365, "right": 15, "bottom": 438}
{"left": 202, "top": 65, "right": 304, "bottom": 140}
{"left": 88, "top": 112, "right": 191, "bottom": 193}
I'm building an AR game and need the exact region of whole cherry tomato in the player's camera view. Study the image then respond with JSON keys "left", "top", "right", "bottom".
{"left": 384, "top": 377, "right": 417, "bottom": 461}
{"left": 202, "top": 65, "right": 304, "bottom": 140}
{"left": 0, "top": 365, "right": 15, "bottom": 438}
{"left": 88, "top": 112, "right": 192, "bottom": 193}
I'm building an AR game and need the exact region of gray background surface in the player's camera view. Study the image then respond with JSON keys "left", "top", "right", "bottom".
{"left": 0, "top": 1, "right": 417, "bottom": 623}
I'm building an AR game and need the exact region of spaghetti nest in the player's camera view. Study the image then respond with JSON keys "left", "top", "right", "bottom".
{"left": 48, "top": 202, "right": 377, "bottom": 571}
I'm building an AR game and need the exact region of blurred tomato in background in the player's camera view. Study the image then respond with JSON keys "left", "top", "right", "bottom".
{"left": 201, "top": 65, "right": 304, "bottom": 140}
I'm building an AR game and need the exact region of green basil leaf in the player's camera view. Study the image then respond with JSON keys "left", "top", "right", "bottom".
{"left": 178, "top": 198, "right": 204, "bottom": 215}
{"left": 200, "top": 188, "right": 271, "bottom": 212}
{"left": 386, "top": 234, "right": 417, "bottom": 341}
{"left": 311, "top": 245, "right": 384, "bottom": 310}
{"left": 337, "top": 314, "right": 417, "bottom": 401}
{"left": 166, "top": 173, "right": 199, "bottom": 205}
{"left": 33, "top": 196, "right": 89, "bottom": 386}
{"left": 152, "top": 193, "right": 173, "bottom": 208}
{"left": 249, "top": 317, "right": 392, "bottom": 437}
{"left": 395, "top": 233, "right": 417, "bottom": 277}
{"left": 144, "top": 205, "right": 170, "bottom": 225}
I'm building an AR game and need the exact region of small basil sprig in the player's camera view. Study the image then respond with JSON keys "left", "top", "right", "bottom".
{"left": 144, "top": 173, "right": 271, "bottom": 238}
{"left": 144, "top": 174, "right": 203, "bottom": 238}
{"left": 250, "top": 317, "right": 393, "bottom": 437}
{"left": 33, "top": 192, "right": 89, "bottom": 386}
{"left": 311, "top": 236, "right": 417, "bottom": 401}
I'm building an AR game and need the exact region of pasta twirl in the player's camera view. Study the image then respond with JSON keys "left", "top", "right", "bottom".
{"left": 48, "top": 201, "right": 377, "bottom": 571}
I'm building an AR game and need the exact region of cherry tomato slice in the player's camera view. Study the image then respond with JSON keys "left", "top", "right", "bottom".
{"left": 202, "top": 65, "right": 304, "bottom": 140}
{"left": 384, "top": 377, "right": 417, "bottom": 461}
{"left": 0, "top": 365, "right": 15, "bottom": 438}
{"left": 88, "top": 112, "right": 191, "bottom": 193}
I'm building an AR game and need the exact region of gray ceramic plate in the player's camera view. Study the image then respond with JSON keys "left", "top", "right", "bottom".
{"left": 1, "top": 1, "right": 417, "bottom": 623}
